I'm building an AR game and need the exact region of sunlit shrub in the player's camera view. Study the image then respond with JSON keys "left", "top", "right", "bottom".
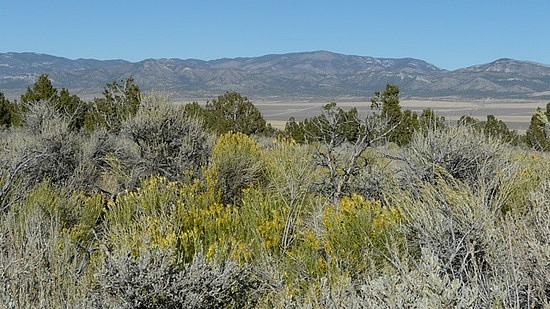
{"left": 103, "top": 175, "right": 182, "bottom": 255}
{"left": 4, "top": 106, "right": 80, "bottom": 186}
{"left": 208, "top": 132, "right": 265, "bottom": 206}
{"left": 401, "top": 178, "right": 503, "bottom": 306}
{"left": 322, "top": 194, "right": 401, "bottom": 276}
{"left": 65, "top": 192, "right": 107, "bottom": 246}
{"left": 0, "top": 104, "right": 141, "bottom": 194}
{"left": 176, "top": 201, "right": 241, "bottom": 261}
{"left": 490, "top": 176, "right": 549, "bottom": 308}
{"left": 238, "top": 187, "right": 289, "bottom": 257}
{"left": 263, "top": 138, "right": 318, "bottom": 204}
{"left": 350, "top": 149, "right": 401, "bottom": 203}
{"left": 358, "top": 248, "right": 479, "bottom": 308}
{"left": 104, "top": 176, "right": 241, "bottom": 262}
{"left": 496, "top": 151, "right": 550, "bottom": 214}
{"left": 71, "top": 127, "right": 139, "bottom": 193}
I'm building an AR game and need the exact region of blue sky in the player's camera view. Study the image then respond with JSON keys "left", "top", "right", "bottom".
{"left": 1, "top": 0, "right": 548, "bottom": 70}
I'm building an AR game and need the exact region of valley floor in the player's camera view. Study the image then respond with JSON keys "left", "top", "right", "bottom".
{"left": 244, "top": 98, "right": 548, "bottom": 130}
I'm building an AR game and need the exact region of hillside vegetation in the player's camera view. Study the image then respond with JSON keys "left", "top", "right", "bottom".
{"left": 0, "top": 75, "right": 549, "bottom": 308}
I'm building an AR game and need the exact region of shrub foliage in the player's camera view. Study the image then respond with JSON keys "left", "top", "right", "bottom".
{"left": 1, "top": 78, "right": 548, "bottom": 307}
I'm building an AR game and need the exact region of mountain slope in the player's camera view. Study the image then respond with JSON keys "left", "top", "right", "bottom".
{"left": 1, "top": 51, "right": 549, "bottom": 100}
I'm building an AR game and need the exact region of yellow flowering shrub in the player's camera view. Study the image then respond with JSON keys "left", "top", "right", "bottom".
{"left": 322, "top": 194, "right": 401, "bottom": 274}
{"left": 499, "top": 151, "right": 550, "bottom": 214}
{"left": 104, "top": 175, "right": 244, "bottom": 262}
{"left": 206, "top": 132, "right": 264, "bottom": 205}
{"left": 289, "top": 227, "right": 328, "bottom": 277}
{"left": 175, "top": 201, "right": 241, "bottom": 261}
{"left": 239, "top": 187, "right": 289, "bottom": 256}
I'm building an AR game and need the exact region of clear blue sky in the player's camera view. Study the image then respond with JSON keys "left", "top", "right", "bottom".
{"left": 1, "top": 0, "right": 548, "bottom": 70}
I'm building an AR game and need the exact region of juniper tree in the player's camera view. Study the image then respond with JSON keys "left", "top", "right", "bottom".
{"left": 371, "top": 83, "right": 419, "bottom": 145}
{"left": 19, "top": 74, "right": 88, "bottom": 131}
{"left": 0, "top": 92, "right": 20, "bottom": 128}
{"left": 203, "top": 92, "right": 272, "bottom": 136}
{"left": 525, "top": 103, "right": 550, "bottom": 151}
{"left": 86, "top": 78, "right": 142, "bottom": 132}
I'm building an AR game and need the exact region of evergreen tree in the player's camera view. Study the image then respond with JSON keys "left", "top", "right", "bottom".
{"left": 18, "top": 74, "right": 89, "bottom": 131}
{"left": 86, "top": 78, "right": 142, "bottom": 132}
{"left": 458, "top": 115, "right": 481, "bottom": 128}
{"left": 483, "top": 115, "right": 517, "bottom": 144}
{"left": 395, "top": 109, "right": 419, "bottom": 145}
{"left": 55, "top": 88, "right": 88, "bottom": 131}
{"left": 370, "top": 84, "right": 419, "bottom": 145}
{"left": 525, "top": 104, "right": 550, "bottom": 151}
{"left": 282, "top": 103, "right": 361, "bottom": 144}
{"left": 371, "top": 83, "right": 401, "bottom": 127}
{"left": 183, "top": 101, "right": 206, "bottom": 119}
{"left": 203, "top": 92, "right": 272, "bottom": 136}
{"left": 0, "top": 92, "right": 20, "bottom": 128}
{"left": 20, "top": 74, "right": 58, "bottom": 106}
{"left": 419, "top": 109, "right": 445, "bottom": 131}
{"left": 283, "top": 117, "right": 307, "bottom": 143}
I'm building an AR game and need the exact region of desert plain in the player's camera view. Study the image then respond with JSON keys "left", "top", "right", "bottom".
{"left": 250, "top": 98, "right": 548, "bottom": 131}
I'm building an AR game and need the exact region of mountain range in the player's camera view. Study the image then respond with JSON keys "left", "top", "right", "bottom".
{"left": 1, "top": 51, "right": 549, "bottom": 100}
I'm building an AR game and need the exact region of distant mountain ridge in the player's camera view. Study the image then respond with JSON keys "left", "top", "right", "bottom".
{"left": 1, "top": 51, "right": 549, "bottom": 100}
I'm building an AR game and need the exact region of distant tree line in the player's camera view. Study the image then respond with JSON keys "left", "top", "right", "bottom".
{"left": 281, "top": 83, "right": 550, "bottom": 151}
{"left": 0, "top": 74, "right": 273, "bottom": 137}
{"left": 1, "top": 75, "right": 549, "bottom": 151}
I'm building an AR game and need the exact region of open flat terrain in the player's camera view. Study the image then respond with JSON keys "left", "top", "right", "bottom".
{"left": 250, "top": 98, "right": 548, "bottom": 131}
